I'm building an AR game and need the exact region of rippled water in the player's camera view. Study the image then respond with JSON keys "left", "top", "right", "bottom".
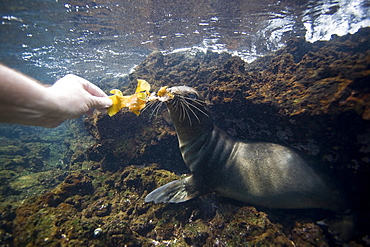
{"left": 1, "top": 0, "right": 369, "bottom": 83}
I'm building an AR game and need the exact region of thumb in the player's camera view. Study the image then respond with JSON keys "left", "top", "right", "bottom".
{"left": 90, "top": 96, "right": 113, "bottom": 109}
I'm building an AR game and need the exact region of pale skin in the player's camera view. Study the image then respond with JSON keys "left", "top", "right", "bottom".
{"left": 0, "top": 64, "right": 113, "bottom": 128}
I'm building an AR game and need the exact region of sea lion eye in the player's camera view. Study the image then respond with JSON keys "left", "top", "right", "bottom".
{"left": 187, "top": 93, "right": 197, "bottom": 99}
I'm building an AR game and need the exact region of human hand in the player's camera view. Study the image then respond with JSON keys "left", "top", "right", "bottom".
{"left": 0, "top": 65, "right": 112, "bottom": 128}
{"left": 45, "top": 74, "right": 112, "bottom": 124}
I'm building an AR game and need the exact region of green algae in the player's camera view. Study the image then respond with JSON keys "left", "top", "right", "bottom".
{"left": 9, "top": 173, "right": 39, "bottom": 190}
{"left": 7, "top": 164, "right": 295, "bottom": 246}
{"left": 182, "top": 220, "right": 210, "bottom": 245}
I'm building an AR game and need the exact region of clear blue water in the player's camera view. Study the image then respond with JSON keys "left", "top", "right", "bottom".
{"left": 1, "top": 0, "right": 369, "bottom": 84}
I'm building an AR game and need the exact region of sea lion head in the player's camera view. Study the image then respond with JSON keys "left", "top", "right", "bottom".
{"left": 167, "top": 86, "right": 205, "bottom": 101}
{"left": 165, "top": 86, "right": 213, "bottom": 140}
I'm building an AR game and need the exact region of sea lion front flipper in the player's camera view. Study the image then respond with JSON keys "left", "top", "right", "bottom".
{"left": 145, "top": 176, "right": 200, "bottom": 204}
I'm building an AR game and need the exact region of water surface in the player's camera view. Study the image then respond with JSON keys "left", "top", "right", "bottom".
{"left": 1, "top": 0, "right": 369, "bottom": 82}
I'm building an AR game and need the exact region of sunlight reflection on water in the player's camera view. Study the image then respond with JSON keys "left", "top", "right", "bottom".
{"left": 0, "top": 0, "right": 369, "bottom": 83}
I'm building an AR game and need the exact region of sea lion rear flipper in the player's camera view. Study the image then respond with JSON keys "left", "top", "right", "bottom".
{"left": 145, "top": 176, "right": 200, "bottom": 204}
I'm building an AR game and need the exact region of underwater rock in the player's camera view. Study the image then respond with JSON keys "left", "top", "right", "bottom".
{"left": 37, "top": 173, "right": 94, "bottom": 208}
{"left": 0, "top": 139, "right": 48, "bottom": 173}
{"left": 0, "top": 205, "right": 15, "bottom": 245}
{"left": 0, "top": 123, "right": 81, "bottom": 206}
{"left": 12, "top": 173, "right": 94, "bottom": 246}
{"left": 0, "top": 171, "right": 19, "bottom": 197}
{"left": 9, "top": 173, "right": 41, "bottom": 190}
{"left": 83, "top": 109, "right": 185, "bottom": 172}
{"left": 290, "top": 221, "right": 328, "bottom": 246}
{"left": 80, "top": 27, "right": 370, "bottom": 245}
{"left": 11, "top": 165, "right": 297, "bottom": 246}
{"left": 129, "top": 29, "right": 370, "bottom": 119}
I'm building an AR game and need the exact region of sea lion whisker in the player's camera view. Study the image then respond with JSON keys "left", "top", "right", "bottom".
{"left": 141, "top": 100, "right": 157, "bottom": 113}
{"left": 174, "top": 98, "right": 186, "bottom": 122}
{"left": 172, "top": 99, "right": 184, "bottom": 121}
{"left": 183, "top": 99, "right": 196, "bottom": 126}
{"left": 180, "top": 99, "right": 200, "bottom": 124}
{"left": 150, "top": 101, "right": 164, "bottom": 119}
{"left": 178, "top": 95, "right": 209, "bottom": 118}
{"left": 182, "top": 96, "right": 206, "bottom": 105}
{"left": 172, "top": 99, "right": 185, "bottom": 122}
{"left": 183, "top": 99, "right": 209, "bottom": 118}
{"left": 179, "top": 98, "right": 194, "bottom": 126}
{"left": 180, "top": 100, "right": 189, "bottom": 123}
{"left": 141, "top": 101, "right": 161, "bottom": 119}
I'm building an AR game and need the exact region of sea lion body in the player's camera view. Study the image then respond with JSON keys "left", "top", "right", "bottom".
{"left": 145, "top": 86, "right": 344, "bottom": 212}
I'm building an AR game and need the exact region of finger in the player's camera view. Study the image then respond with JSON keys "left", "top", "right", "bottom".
{"left": 85, "top": 108, "right": 94, "bottom": 117}
{"left": 89, "top": 95, "right": 113, "bottom": 109}
{"left": 96, "top": 108, "right": 108, "bottom": 115}
{"left": 80, "top": 78, "right": 109, "bottom": 98}
{"left": 61, "top": 74, "right": 108, "bottom": 98}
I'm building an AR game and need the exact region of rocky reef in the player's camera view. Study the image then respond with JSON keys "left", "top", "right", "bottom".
{"left": 11, "top": 165, "right": 332, "bottom": 246}
{"left": 0, "top": 28, "right": 369, "bottom": 246}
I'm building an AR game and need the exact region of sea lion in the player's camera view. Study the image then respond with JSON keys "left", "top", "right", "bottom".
{"left": 145, "top": 86, "right": 345, "bottom": 212}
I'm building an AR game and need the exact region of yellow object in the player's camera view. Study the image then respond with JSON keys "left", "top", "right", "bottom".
{"left": 107, "top": 79, "right": 151, "bottom": 117}
{"left": 136, "top": 79, "right": 151, "bottom": 100}
{"left": 157, "top": 86, "right": 174, "bottom": 99}
{"left": 157, "top": 86, "right": 168, "bottom": 97}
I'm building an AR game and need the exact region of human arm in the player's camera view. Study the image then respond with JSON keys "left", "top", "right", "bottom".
{"left": 0, "top": 64, "right": 112, "bottom": 128}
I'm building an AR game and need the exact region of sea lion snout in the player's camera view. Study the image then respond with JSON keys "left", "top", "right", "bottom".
{"left": 167, "top": 86, "right": 204, "bottom": 101}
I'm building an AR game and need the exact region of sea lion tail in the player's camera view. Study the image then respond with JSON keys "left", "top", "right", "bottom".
{"left": 145, "top": 176, "right": 199, "bottom": 204}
